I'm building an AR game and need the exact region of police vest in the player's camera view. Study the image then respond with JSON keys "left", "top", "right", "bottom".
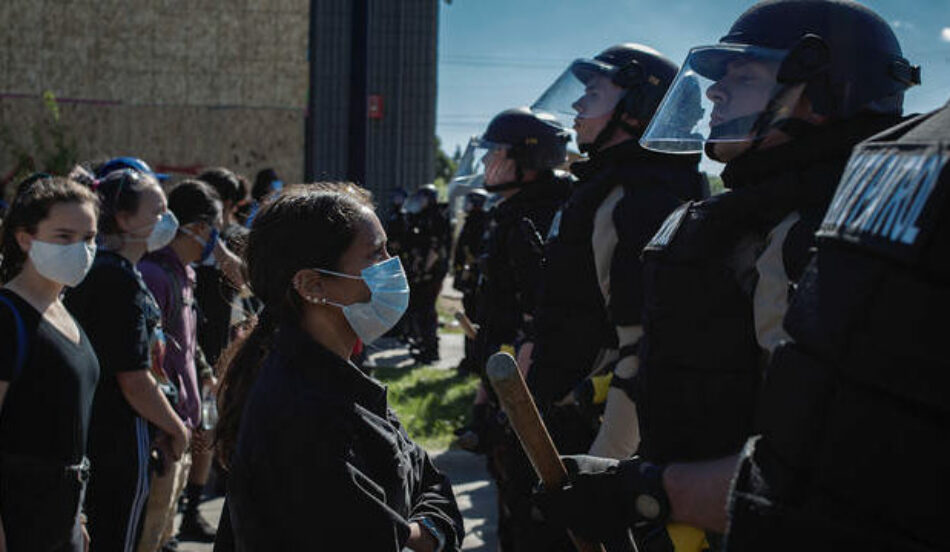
{"left": 529, "top": 141, "right": 703, "bottom": 410}
{"left": 632, "top": 114, "right": 907, "bottom": 465}
{"left": 729, "top": 104, "right": 950, "bottom": 551}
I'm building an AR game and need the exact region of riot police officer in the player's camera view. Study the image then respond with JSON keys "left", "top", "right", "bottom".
{"left": 526, "top": 43, "right": 704, "bottom": 458}
{"left": 385, "top": 187, "right": 409, "bottom": 260}
{"left": 465, "top": 107, "right": 574, "bottom": 551}
{"left": 475, "top": 108, "right": 574, "bottom": 364}
{"left": 726, "top": 98, "right": 948, "bottom": 552}
{"left": 403, "top": 184, "right": 451, "bottom": 363}
{"left": 452, "top": 189, "right": 489, "bottom": 374}
{"left": 534, "top": 1, "right": 921, "bottom": 549}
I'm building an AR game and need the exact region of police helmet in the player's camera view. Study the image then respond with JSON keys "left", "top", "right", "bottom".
{"left": 642, "top": 0, "right": 920, "bottom": 154}
{"left": 403, "top": 184, "right": 438, "bottom": 215}
{"left": 475, "top": 107, "right": 569, "bottom": 171}
{"left": 390, "top": 187, "right": 408, "bottom": 206}
{"left": 463, "top": 189, "right": 489, "bottom": 213}
{"left": 533, "top": 45, "right": 677, "bottom": 129}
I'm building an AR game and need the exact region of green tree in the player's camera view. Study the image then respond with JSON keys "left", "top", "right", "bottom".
{"left": 1, "top": 90, "right": 78, "bottom": 195}
{"left": 434, "top": 136, "right": 457, "bottom": 184}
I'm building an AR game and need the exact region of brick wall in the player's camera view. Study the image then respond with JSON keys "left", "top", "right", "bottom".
{"left": 0, "top": 0, "right": 310, "bottom": 187}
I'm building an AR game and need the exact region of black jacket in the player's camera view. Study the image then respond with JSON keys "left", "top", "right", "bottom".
{"left": 225, "top": 323, "right": 464, "bottom": 551}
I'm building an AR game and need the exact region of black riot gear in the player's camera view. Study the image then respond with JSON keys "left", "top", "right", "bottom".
{"left": 572, "top": 44, "right": 679, "bottom": 125}
{"left": 708, "top": 0, "right": 920, "bottom": 117}
{"left": 534, "top": 43, "right": 679, "bottom": 154}
{"left": 462, "top": 189, "right": 488, "bottom": 214}
{"left": 643, "top": 0, "right": 921, "bottom": 155}
{"left": 475, "top": 107, "right": 570, "bottom": 192}
{"left": 728, "top": 100, "right": 950, "bottom": 552}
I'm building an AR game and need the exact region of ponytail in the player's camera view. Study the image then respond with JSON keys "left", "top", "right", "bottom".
{"left": 214, "top": 306, "right": 278, "bottom": 468}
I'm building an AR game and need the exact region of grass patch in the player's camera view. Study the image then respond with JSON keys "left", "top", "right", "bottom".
{"left": 376, "top": 364, "right": 480, "bottom": 451}
{"left": 437, "top": 293, "right": 466, "bottom": 334}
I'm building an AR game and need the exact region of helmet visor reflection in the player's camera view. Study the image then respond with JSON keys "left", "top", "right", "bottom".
{"left": 641, "top": 44, "right": 796, "bottom": 154}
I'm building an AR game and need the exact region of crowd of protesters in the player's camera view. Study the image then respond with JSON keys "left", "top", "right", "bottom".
{"left": 0, "top": 157, "right": 464, "bottom": 552}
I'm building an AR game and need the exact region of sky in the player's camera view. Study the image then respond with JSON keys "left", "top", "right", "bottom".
{"left": 435, "top": 0, "right": 950, "bottom": 174}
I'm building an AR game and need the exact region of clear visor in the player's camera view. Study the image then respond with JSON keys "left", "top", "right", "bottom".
{"left": 531, "top": 60, "right": 626, "bottom": 149}
{"left": 641, "top": 44, "right": 802, "bottom": 154}
{"left": 473, "top": 140, "right": 511, "bottom": 171}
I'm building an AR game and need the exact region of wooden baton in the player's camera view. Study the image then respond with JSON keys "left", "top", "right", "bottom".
{"left": 486, "top": 352, "right": 607, "bottom": 552}
{"left": 454, "top": 310, "right": 479, "bottom": 340}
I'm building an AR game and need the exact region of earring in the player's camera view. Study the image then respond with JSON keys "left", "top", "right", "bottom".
{"left": 305, "top": 296, "right": 327, "bottom": 305}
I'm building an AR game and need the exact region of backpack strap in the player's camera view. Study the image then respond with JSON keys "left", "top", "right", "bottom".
{"left": 0, "top": 294, "right": 28, "bottom": 380}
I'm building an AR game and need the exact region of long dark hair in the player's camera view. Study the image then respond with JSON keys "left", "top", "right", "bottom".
{"left": 0, "top": 175, "right": 98, "bottom": 283}
{"left": 167, "top": 179, "right": 221, "bottom": 226}
{"left": 215, "top": 183, "right": 373, "bottom": 466}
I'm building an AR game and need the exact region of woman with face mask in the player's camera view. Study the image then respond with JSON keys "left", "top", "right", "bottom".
{"left": 137, "top": 179, "right": 223, "bottom": 551}
{"left": 213, "top": 183, "right": 464, "bottom": 551}
{"left": 64, "top": 169, "right": 191, "bottom": 552}
{"left": 0, "top": 175, "right": 100, "bottom": 552}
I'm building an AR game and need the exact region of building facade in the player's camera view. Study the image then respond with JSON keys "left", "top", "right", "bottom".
{"left": 0, "top": 0, "right": 439, "bottom": 208}
{"left": 307, "top": 0, "right": 438, "bottom": 207}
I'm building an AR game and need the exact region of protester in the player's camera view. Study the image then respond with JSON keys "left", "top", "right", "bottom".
{"left": 215, "top": 184, "right": 464, "bottom": 550}
{"left": 0, "top": 175, "right": 99, "bottom": 552}
{"left": 137, "top": 180, "right": 223, "bottom": 549}
{"left": 66, "top": 167, "right": 191, "bottom": 552}
{"left": 195, "top": 167, "right": 249, "bottom": 368}
{"left": 242, "top": 168, "right": 282, "bottom": 228}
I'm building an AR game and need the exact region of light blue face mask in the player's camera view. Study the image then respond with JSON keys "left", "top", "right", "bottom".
{"left": 314, "top": 257, "right": 410, "bottom": 344}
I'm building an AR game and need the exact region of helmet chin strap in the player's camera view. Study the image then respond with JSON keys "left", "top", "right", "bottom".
{"left": 708, "top": 82, "right": 817, "bottom": 163}
{"left": 484, "top": 161, "right": 526, "bottom": 192}
{"left": 579, "top": 106, "right": 640, "bottom": 155}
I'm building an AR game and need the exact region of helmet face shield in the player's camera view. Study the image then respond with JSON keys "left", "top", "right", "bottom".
{"left": 532, "top": 59, "right": 626, "bottom": 148}
{"left": 473, "top": 140, "right": 510, "bottom": 172}
{"left": 641, "top": 44, "right": 803, "bottom": 154}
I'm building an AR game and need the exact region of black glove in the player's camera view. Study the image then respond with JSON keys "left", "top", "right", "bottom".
{"left": 534, "top": 454, "right": 670, "bottom": 541}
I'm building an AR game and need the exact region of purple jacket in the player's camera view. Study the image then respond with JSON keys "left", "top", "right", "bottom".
{"left": 139, "top": 247, "right": 200, "bottom": 428}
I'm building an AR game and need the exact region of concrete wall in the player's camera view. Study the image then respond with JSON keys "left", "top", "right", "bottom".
{"left": 0, "top": 0, "right": 310, "bottom": 187}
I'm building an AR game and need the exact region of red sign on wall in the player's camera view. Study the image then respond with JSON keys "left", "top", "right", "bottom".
{"left": 368, "top": 95, "right": 384, "bottom": 119}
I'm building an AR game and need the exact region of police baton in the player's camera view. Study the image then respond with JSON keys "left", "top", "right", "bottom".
{"left": 486, "top": 352, "right": 609, "bottom": 552}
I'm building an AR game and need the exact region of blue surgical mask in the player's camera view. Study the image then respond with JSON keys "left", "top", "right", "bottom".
{"left": 180, "top": 226, "right": 219, "bottom": 264}
{"left": 315, "top": 257, "right": 410, "bottom": 344}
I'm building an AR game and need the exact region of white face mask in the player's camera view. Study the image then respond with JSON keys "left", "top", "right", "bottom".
{"left": 126, "top": 211, "right": 179, "bottom": 252}
{"left": 28, "top": 239, "right": 97, "bottom": 287}
{"left": 315, "top": 257, "right": 410, "bottom": 344}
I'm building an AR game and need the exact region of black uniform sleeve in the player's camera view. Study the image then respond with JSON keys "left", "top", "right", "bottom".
{"left": 609, "top": 185, "right": 684, "bottom": 326}
{"left": 406, "top": 440, "right": 465, "bottom": 549}
{"left": 506, "top": 218, "right": 546, "bottom": 324}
